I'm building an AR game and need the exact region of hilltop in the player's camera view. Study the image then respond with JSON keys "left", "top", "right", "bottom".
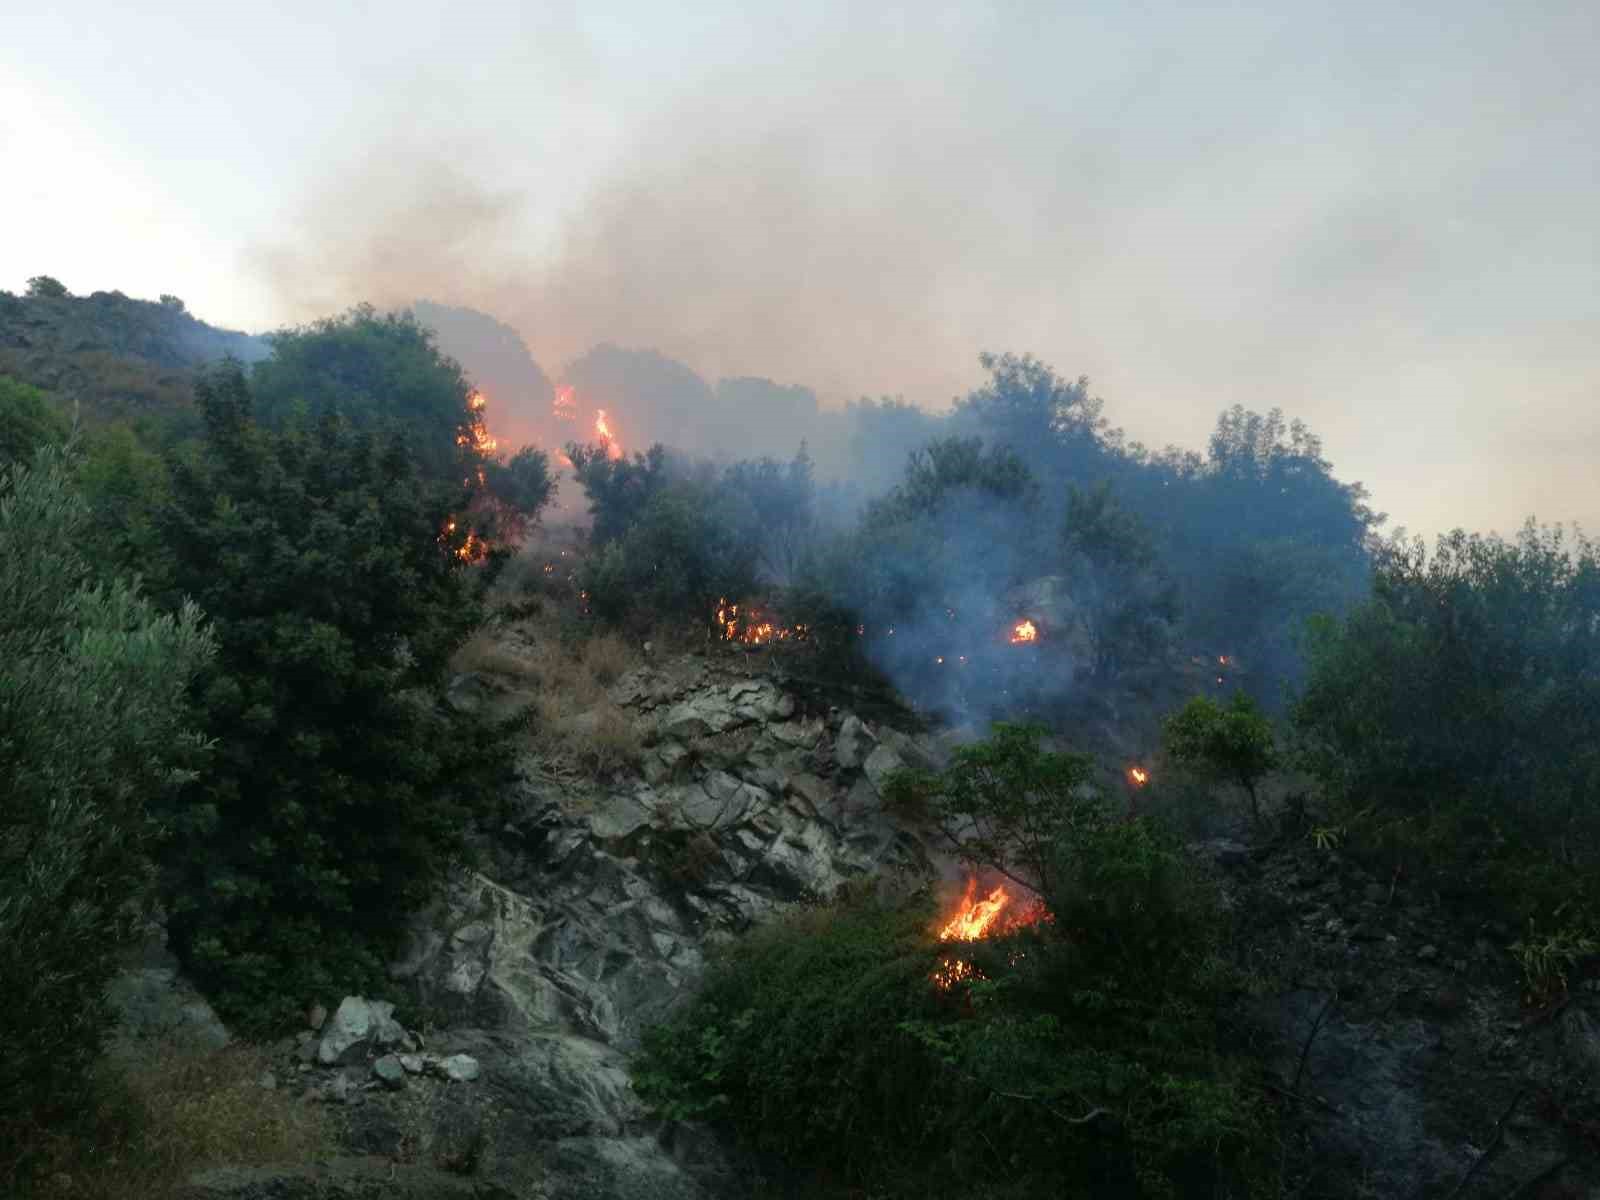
{"left": 0, "top": 284, "right": 268, "bottom": 426}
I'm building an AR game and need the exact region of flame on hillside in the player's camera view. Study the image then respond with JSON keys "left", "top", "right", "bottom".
{"left": 458, "top": 390, "right": 498, "bottom": 456}
{"left": 715, "top": 597, "right": 809, "bottom": 645}
{"left": 1128, "top": 765, "right": 1149, "bottom": 787}
{"left": 595, "top": 409, "right": 622, "bottom": 459}
{"left": 1010, "top": 618, "right": 1039, "bottom": 644}
{"left": 931, "top": 876, "right": 1049, "bottom": 991}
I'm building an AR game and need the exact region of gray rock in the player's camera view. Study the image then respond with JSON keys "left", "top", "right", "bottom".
{"left": 399, "top": 1053, "right": 426, "bottom": 1074}
{"left": 589, "top": 794, "right": 652, "bottom": 843}
{"left": 372, "top": 1055, "right": 407, "bottom": 1091}
{"left": 307, "top": 1002, "right": 327, "bottom": 1031}
{"left": 318, "top": 996, "right": 396, "bottom": 1065}
{"left": 834, "top": 714, "right": 872, "bottom": 768}
{"left": 440, "top": 1053, "right": 481, "bottom": 1082}
{"left": 862, "top": 743, "right": 906, "bottom": 796}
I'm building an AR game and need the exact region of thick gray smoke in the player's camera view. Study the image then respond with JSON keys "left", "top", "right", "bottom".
{"left": 247, "top": 1, "right": 1600, "bottom": 541}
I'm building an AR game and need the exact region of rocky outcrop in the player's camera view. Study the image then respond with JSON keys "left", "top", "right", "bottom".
{"left": 223, "top": 654, "right": 947, "bottom": 1199}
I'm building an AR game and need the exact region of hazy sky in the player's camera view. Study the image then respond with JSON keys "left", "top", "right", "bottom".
{"left": 3, "top": 1, "right": 1596, "bottom": 539}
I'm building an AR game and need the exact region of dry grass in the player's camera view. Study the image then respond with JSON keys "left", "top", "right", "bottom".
{"left": 580, "top": 632, "right": 632, "bottom": 686}
{"left": 4, "top": 1038, "right": 331, "bottom": 1200}
{"left": 454, "top": 533, "right": 656, "bottom": 780}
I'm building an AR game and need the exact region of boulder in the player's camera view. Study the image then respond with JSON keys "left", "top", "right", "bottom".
{"left": 862, "top": 744, "right": 906, "bottom": 796}
{"left": 317, "top": 996, "right": 407, "bottom": 1066}
{"left": 439, "top": 1053, "right": 482, "bottom": 1083}
{"left": 372, "top": 1055, "right": 407, "bottom": 1090}
{"left": 834, "top": 714, "right": 873, "bottom": 768}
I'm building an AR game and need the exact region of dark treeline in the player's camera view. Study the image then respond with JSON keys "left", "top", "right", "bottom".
{"left": 563, "top": 350, "right": 1383, "bottom": 723}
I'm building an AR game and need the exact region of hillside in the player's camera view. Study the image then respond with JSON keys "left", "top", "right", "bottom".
{"left": 0, "top": 287, "right": 268, "bottom": 425}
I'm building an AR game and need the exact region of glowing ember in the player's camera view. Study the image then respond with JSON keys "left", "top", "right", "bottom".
{"left": 714, "top": 597, "right": 808, "bottom": 645}
{"left": 1010, "top": 618, "right": 1039, "bottom": 644}
{"left": 553, "top": 384, "right": 577, "bottom": 421}
{"left": 1128, "top": 766, "right": 1150, "bottom": 787}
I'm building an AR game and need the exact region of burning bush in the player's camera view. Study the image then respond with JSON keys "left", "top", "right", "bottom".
{"left": 636, "top": 727, "right": 1274, "bottom": 1198}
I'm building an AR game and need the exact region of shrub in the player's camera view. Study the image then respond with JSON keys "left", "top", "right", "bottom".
{"left": 0, "top": 375, "right": 71, "bottom": 464}
{"left": 638, "top": 727, "right": 1273, "bottom": 1198}
{"left": 579, "top": 479, "right": 761, "bottom": 629}
{"left": 150, "top": 365, "right": 513, "bottom": 1032}
{"left": 1162, "top": 692, "right": 1277, "bottom": 826}
{"left": 0, "top": 446, "right": 214, "bottom": 1139}
{"left": 1292, "top": 523, "right": 1600, "bottom": 922}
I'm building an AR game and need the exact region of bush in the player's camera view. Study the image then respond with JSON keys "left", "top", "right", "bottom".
{"left": 1292, "top": 523, "right": 1600, "bottom": 923}
{"left": 1162, "top": 692, "right": 1277, "bottom": 826}
{"left": 0, "top": 375, "right": 71, "bottom": 464}
{"left": 637, "top": 727, "right": 1273, "bottom": 1198}
{"left": 579, "top": 478, "right": 761, "bottom": 630}
{"left": 150, "top": 365, "right": 513, "bottom": 1032}
{"left": 0, "top": 446, "right": 214, "bottom": 1137}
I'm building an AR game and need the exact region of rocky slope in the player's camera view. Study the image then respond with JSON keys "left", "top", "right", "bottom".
{"left": 107, "top": 644, "right": 1600, "bottom": 1197}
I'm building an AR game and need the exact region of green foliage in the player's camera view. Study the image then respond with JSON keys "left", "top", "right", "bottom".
{"left": 580, "top": 478, "right": 762, "bottom": 628}
{"left": 251, "top": 305, "right": 480, "bottom": 486}
{"left": 884, "top": 722, "right": 1098, "bottom": 895}
{"left": 566, "top": 441, "right": 670, "bottom": 546}
{"left": 0, "top": 376, "right": 71, "bottom": 464}
{"left": 863, "top": 434, "right": 1036, "bottom": 527}
{"left": 1162, "top": 693, "right": 1277, "bottom": 824}
{"left": 73, "top": 422, "right": 174, "bottom": 573}
{"left": 150, "top": 364, "right": 512, "bottom": 1032}
{"left": 571, "top": 444, "right": 817, "bottom": 630}
{"left": 158, "top": 294, "right": 186, "bottom": 312}
{"left": 1292, "top": 523, "right": 1600, "bottom": 918}
{"left": 26, "top": 275, "right": 69, "bottom": 299}
{"left": 1510, "top": 917, "right": 1598, "bottom": 1003}
{"left": 0, "top": 445, "right": 214, "bottom": 1131}
{"left": 640, "top": 727, "right": 1274, "bottom": 1197}
{"left": 1064, "top": 482, "right": 1178, "bottom": 677}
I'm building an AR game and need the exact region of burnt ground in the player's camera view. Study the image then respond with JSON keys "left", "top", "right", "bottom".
{"left": 1213, "top": 836, "right": 1600, "bottom": 1200}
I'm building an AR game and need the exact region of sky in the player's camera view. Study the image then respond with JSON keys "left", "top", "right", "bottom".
{"left": 3, "top": 1, "right": 1596, "bottom": 540}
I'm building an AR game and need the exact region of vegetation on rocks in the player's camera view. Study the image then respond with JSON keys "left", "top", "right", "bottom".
{"left": 636, "top": 726, "right": 1274, "bottom": 1198}
{"left": 0, "top": 443, "right": 214, "bottom": 1151}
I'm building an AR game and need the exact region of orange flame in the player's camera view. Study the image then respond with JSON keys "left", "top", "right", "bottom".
{"left": 595, "top": 409, "right": 622, "bottom": 459}
{"left": 1128, "top": 766, "right": 1149, "bottom": 787}
{"left": 931, "top": 876, "right": 1049, "bottom": 991}
{"left": 1010, "top": 618, "right": 1039, "bottom": 644}
{"left": 714, "top": 597, "right": 808, "bottom": 645}
{"left": 939, "top": 878, "right": 1012, "bottom": 941}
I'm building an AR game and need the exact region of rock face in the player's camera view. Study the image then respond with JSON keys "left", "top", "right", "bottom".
{"left": 235, "top": 653, "right": 948, "bottom": 1199}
